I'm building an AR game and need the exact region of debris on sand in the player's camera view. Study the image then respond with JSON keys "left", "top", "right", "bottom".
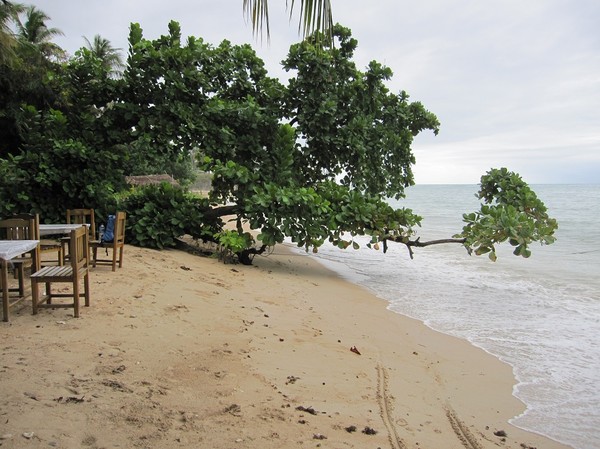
{"left": 296, "top": 405, "right": 318, "bottom": 415}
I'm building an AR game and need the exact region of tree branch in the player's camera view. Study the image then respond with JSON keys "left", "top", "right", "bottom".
{"left": 385, "top": 236, "right": 467, "bottom": 259}
{"left": 202, "top": 204, "right": 240, "bottom": 220}
{"left": 238, "top": 244, "right": 268, "bottom": 265}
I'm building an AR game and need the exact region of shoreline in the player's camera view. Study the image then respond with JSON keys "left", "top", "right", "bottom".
{"left": 1, "top": 243, "right": 572, "bottom": 448}
{"left": 303, "top": 240, "right": 582, "bottom": 449}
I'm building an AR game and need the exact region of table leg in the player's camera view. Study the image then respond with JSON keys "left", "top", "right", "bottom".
{"left": 32, "top": 244, "right": 40, "bottom": 272}
{"left": 2, "top": 260, "right": 8, "bottom": 322}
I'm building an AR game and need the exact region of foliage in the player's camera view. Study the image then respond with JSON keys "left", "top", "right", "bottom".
{"left": 83, "top": 34, "right": 124, "bottom": 76}
{"left": 0, "top": 6, "right": 118, "bottom": 219}
{"left": 16, "top": 5, "right": 65, "bottom": 61}
{"left": 216, "top": 229, "right": 255, "bottom": 262}
{"left": 244, "top": 180, "right": 422, "bottom": 250}
{"left": 0, "top": 11, "right": 557, "bottom": 263}
{"left": 0, "top": 95, "right": 123, "bottom": 221}
{"left": 117, "top": 183, "right": 222, "bottom": 249}
{"left": 0, "top": 0, "right": 25, "bottom": 66}
{"left": 457, "top": 168, "right": 558, "bottom": 261}
{"left": 200, "top": 24, "right": 441, "bottom": 260}
{"left": 0, "top": 153, "right": 26, "bottom": 217}
{"left": 0, "top": 3, "right": 66, "bottom": 157}
{"left": 282, "top": 25, "right": 439, "bottom": 198}
{"left": 243, "top": 0, "right": 333, "bottom": 46}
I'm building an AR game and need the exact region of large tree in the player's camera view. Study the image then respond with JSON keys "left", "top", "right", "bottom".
{"left": 199, "top": 25, "right": 556, "bottom": 262}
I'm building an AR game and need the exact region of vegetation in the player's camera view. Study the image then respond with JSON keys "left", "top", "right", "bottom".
{"left": 0, "top": 4, "right": 557, "bottom": 264}
{"left": 83, "top": 34, "right": 125, "bottom": 76}
{"left": 243, "top": 0, "right": 333, "bottom": 45}
{"left": 117, "top": 183, "right": 219, "bottom": 249}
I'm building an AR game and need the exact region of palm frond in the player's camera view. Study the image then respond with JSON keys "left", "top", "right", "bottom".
{"left": 287, "top": 0, "right": 332, "bottom": 44}
{"left": 243, "top": 0, "right": 333, "bottom": 45}
{"left": 243, "top": 0, "right": 270, "bottom": 42}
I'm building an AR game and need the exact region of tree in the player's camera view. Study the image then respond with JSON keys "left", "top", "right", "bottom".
{"left": 0, "top": 0, "right": 24, "bottom": 65}
{"left": 16, "top": 5, "right": 64, "bottom": 61}
{"left": 243, "top": 0, "right": 333, "bottom": 44}
{"left": 0, "top": 9, "right": 122, "bottom": 219}
{"left": 197, "top": 25, "right": 556, "bottom": 263}
{"left": 0, "top": 0, "right": 23, "bottom": 152}
{"left": 83, "top": 34, "right": 124, "bottom": 76}
{"left": 0, "top": 3, "right": 65, "bottom": 157}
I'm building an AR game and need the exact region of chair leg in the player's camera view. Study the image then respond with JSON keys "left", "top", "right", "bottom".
{"left": 84, "top": 273, "right": 90, "bottom": 307}
{"left": 73, "top": 279, "right": 80, "bottom": 318}
{"left": 112, "top": 247, "right": 117, "bottom": 272}
{"left": 17, "top": 265, "right": 25, "bottom": 297}
{"left": 45, "top": 282, "right": 52, "bottom": 304}
{"left": 118, "top": 245, "right": 124, "bottom": 268}
{"left": 2, "top": 261, "right": 9, "bottom": 322}
{"left": 31, "top": 279, "right": 39, "bottom": 315}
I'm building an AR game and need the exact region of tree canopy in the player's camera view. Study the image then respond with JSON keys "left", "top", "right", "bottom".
{"left": 0, "top": 11, "right": 557, "bottom": 264}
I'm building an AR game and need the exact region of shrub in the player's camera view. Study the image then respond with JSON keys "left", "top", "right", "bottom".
{"left": 118, "top": 183, "right": 222, "bottom": 249}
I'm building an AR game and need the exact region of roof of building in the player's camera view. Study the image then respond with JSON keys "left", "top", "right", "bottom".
{"left": 125, "top": 174, "right": 179, "bottom": 186}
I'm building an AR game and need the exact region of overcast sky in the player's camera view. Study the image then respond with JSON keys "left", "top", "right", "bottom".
{"left": 25, "top": 0, "right": 600, "bottom": 184}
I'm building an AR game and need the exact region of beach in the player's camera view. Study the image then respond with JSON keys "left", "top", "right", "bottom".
{"left": 0, "top": 243, "right": 571, "bottom": 449}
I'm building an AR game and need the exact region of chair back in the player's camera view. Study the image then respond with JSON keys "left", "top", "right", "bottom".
{"left": 66, "top": 209, "right": 96, "bottom": 240}
{"left": 113, "top": 211, "right": 127, "bottom": 247}
{"left": 11, "top": 213, "right": 41, "bottom": 239}
{"left": 69, "top": 226, "right": 89, "bottom": 276}
{"left": 0, "top": 218, "right": 36, "bottom": 240}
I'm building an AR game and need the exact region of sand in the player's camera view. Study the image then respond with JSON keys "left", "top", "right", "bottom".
{"left": 1, "top": 242, "right": 572, "bottom": 449}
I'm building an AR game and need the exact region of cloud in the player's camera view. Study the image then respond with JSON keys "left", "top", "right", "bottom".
{"left": 24, "top": 0, "right": 600, "bottom": 184}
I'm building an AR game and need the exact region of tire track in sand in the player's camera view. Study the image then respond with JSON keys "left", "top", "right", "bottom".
{"left": 445, "top": 405, "right": 484, "bottom": 449}
{"left": 376, "top": 363, "right": 407, "bottom": 449}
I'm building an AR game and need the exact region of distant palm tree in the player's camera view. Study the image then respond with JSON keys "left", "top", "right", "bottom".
{"left": 84, "top": 34, "right": 125, "bottom": 75}
{"left": 16, "top": 5, "right": 64, "bottom": 60}
{"left": 243, "top": 0, "right": 333, "bottom": 44}
{"left": 0, "top": 0, "right": 24, "bottom": 65}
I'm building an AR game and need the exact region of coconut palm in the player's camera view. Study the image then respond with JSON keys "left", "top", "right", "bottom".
{"left": 0, "top": 0, "right": 24, "bottom": 65}
{"left": 243, "top": 0, "right": 333, "bottom": 44}
{"left": 16, "top": 5, "right": 64, "bottom": 60}
{"left": 84, "top": 34, "right": 125, "bottom": 75}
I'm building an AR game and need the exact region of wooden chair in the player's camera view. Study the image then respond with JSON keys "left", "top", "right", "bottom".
{"left": 91, "top": 212, "right": 126, "bottom": 271}
{"left": 13, "top": 213, "right": 63, "bottom": 266}
{"left": 61, "top": 208, "right": 96, "bottom": 261}
{"left": 31, "top": 225, "right": 90, "bottom": 318}
{"left": 0, "top": 217, "right": 36, "bottom": 297}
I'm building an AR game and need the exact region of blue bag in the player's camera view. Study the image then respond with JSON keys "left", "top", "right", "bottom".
{"left": 102, "top": 215, "right": 115, "bottom": 243}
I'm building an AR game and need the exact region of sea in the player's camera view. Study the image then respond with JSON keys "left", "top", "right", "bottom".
{"left": 304, "top": 184, "right": 599, "bottom": 449}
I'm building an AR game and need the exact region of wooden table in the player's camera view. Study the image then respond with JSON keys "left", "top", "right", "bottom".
{"left": 0, "top": 240, "right": 40, "bottom": 321}
{"left": 39, "top": 224, "right": 89, "bottom": 266}
{"left": 39, "top": 224, "right": 88, "bottom": 236}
